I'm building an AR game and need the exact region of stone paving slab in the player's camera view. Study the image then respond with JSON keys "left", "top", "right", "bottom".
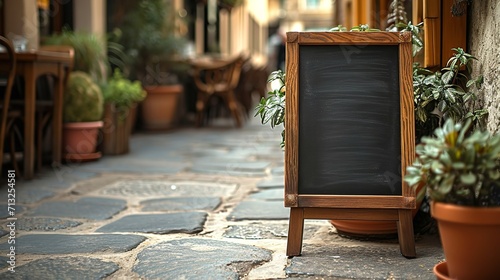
{"left": 0, "top": 257, "right": 119, "bottom": 279}
{"left": 0, "top": 175, "right": 67, "bottom": 206}
{"left": 80, "top": 157, "right": 186, "bottom": 174}
{"left": 18, "top": 217, "right": 82, "bottom": 231}
{"left": 190, "top": 160, "right": 270, "bottom": 176}
{"left": 8, "top": 188, "right": 55, "bottom": 204}
{"left": 223, "top": 222, "right": 323, "bottom": 240}
{"left": 15, "top": 177, "right": 72, "bottom": 190}
{"left": 249, "top": 189, "right": 283, "bottom": 200}
{"left": 96, "top": 212, "right": 207, "bottom": 234}
{"left": 271, "top": 166, "right": 284, "bottom": 175}
{"left": 185, "top": 148, "right": 231, "bottom": 158}
{"left": 286, "top": 243, "right": 444, "bottom": 279}
{"left": 140, "top": 197, "right": 221, "bottom": 212}
{"left": 256, "top": 176, "right": 284, "bottom": 189}
{"left": 27, "top": 197, "right": 126, "bottom": 220}
{"left": 99, "top": 180, "right": 237, "bottom": 198}
{"left": 36, "top": 167, "right": 99, "bottom": 183}
{"left": 0, "top": 204, "right": 25, "bottom": 219}
{"left": 227, "top": 201, "right": 289, "bottom": 221}
{"left": 133, "top": 238, "right": 272, "bottom": 279}
{"left": 0, "top": 256, "right": 8, "bottom": 269}
{"left": 0, "top": 234, "right": 145, "bottom": 254}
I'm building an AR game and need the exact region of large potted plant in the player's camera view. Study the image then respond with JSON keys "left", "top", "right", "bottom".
{"left": 405, "top": 119, "right": 500, "bottom": 279}
{"left": 62, "top": 71, "right": 104, "bottom": 162}
{"left": 112, "top": 0, "right": 188, "bottom": 130}
{"left": 101, "top": 69, "right": 146, "bottom": 155}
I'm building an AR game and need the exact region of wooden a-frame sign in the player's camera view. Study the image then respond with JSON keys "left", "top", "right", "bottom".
{"left": 284, "top": 31, "right": 416, "bottom": 258}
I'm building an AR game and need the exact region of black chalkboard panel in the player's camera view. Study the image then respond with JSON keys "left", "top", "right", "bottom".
{"left": 298, "top": 45, "right": 401, "bottom": 195}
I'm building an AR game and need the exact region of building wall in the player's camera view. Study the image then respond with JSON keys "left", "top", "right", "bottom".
{"left": 284, "top": 0, "right": 333, "bottom": 31}
{"left": 469, "top": 1, "right": 500, "bottom": 133}
{"left": 4, "top": 0, "right": 39, "bottom": 50}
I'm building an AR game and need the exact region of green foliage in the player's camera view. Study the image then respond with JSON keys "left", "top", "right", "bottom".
{"left": 44, "top": 30, "right": 107, "bottom": 84}
{"left": 405, "top": 119, "right": 500, "bottom": 206}
{"left": 102, "top": 69, "right": 146, "bottom": 112}
{"left": 329, "top": 24, "right": 380, "bottom": 32}
{"left": 111, "top": 0, "right": 187, "bottom": 85}
{"left": 64, "top": 71, "right": 104, "bottom": 122}
{"left": 106, "top": 34, "right": 128, "bottom": 75}
{"left": 413, "top": 48, "right": 487, "bottom": 140}
{"left": 397, "top": 21, "right": 424, "bottom": 57}
{"left": 255, "top": 70, "right": 286, "bottom": 148}
{"left": 348, "top": 24, "right": 380, "bottom": 32}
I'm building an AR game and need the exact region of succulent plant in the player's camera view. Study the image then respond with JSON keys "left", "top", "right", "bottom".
{"left": 405, "top": 119, "right": 500, "bottom": 206}
{"left": 63, "top": 71, "right": 104, "bottom": 122}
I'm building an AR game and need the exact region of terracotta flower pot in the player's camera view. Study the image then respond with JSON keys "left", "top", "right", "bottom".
{"left": 62, "top": 121, "right": 103, "bottom": 162}
{"left": 433, "top": 261, "right": 451, "bottom": 280}
{"left": 330, "top": 182, "right": 426, "bottom": 236}
{"left": 431, "top": 202, "right": 500, "bottom": 279}
{"left": 141, "top": 85, "right": 183, "bottom": 130}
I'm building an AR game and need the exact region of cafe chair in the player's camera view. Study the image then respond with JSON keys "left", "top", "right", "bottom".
{"left": 0, "top": 36, "right": 23, "bottom": 175}
{"left": 236, "top": 61, "right": 268, "bottom": 117}
{"left": 192, "top": 54, "right": 246, "bottom": 127}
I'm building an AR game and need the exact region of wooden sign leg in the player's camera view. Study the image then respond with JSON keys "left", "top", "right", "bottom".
{"left": 286, "top": 207, "right": 304, "bottom": 257}
{"left": 397, "top": 209, "right": 416, "bottom": 258}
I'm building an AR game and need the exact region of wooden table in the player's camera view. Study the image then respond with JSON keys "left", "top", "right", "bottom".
{"left": 0, "top": 49, "right": 73, "bottom": 179}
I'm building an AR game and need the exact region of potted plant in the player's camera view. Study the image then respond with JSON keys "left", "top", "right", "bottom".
{"left": 62, "top": 71, "right": 104, "bottom": 162}
{"left": 405, "top": 119, "right": 500, "bottom": 279}
{"left": 111, "top": 0, "right": 188, "bottom": 130}
{"left": 43, "top": 30, "right": 108, "bottom": 84}
{"left": 101, "top": 69, "right": 146, "bottom": 155}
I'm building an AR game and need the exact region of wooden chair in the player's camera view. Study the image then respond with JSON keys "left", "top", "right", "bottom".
{"left": 191, "top": 54, "right": 246, "bottom": 127}
{"left": 0, "top": 36, "right": 23, "bottom": 175}
{"left": 236, "top": 61, "right": 269, "bottom": 117}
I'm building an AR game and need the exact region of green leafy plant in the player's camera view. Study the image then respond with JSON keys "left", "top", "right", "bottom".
{"left": 397, "top": 21, "right": 423, "bottom": 57}
{"left": 44, "top": 30, "right": 108, "bottom": 84}
{"left": 102, "top": 69, "right": 146, "bottom": 113}
{"left": 64, "top": 71, "right": 104, "bottom": 122}
{"left": 111, "top": 0, "right": 187, "bottom": 86}
{"left": 412, "top": 48, "right": 487, "bottom": 140}
{"left": 405, "top": 119, "right": 500, "bottom": 206}
{"left": 255, "top": 70, "right": 286, "bottom": 147}
{"left": 397, "top": 21, "right": 487, "bottom": 141}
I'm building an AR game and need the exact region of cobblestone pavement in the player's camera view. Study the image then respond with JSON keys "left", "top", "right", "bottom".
{"left": 0, "top": 117, "right": 443, "bottom": 279}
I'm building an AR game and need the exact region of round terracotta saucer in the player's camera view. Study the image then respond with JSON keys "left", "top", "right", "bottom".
{"left": 434, "top": 261, "right": 452, "bottom": 280}
{"left": 63, "top": 151, "right": 102, "bottom": 163}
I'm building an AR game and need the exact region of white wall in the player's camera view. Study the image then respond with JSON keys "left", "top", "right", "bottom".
{"left": 73, "top": 0, "right": 106, "bottom": 35}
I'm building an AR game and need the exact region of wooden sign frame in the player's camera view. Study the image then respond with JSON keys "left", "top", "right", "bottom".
{"left": 284, "top": 31, "right": 416, "bottom": 258}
